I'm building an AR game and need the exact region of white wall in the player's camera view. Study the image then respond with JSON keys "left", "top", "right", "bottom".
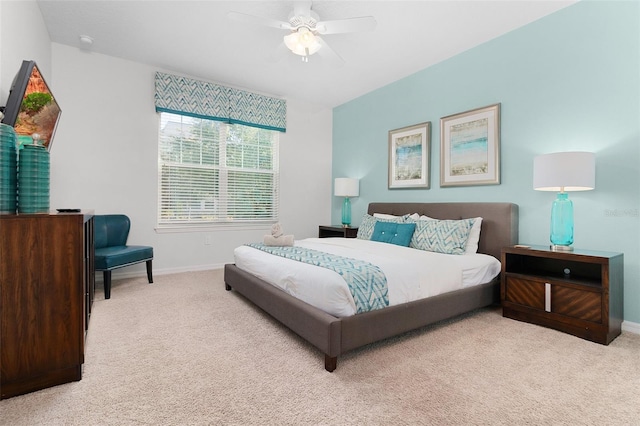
{"left": 0, "top": 1, "right": 51, "bottom": 104}
{"left": 44, "top": 42, "right": 332, "bottom": 277}
{"left": 1, "top": 2, "right": 333, "bottom": 280}
{"left": 51, "top": 43, "right": 332, "bottom": 275}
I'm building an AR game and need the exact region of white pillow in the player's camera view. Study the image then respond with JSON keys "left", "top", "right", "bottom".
{"left": 417, "top": 215, "right": 482, "bottom": 254}
{"left": 465, "top": 217, "right": 483, "bottom": 254}
{"left": 373, "top": 212, "right": 420, "bottom": 221}
{"left": 373, "top": 213, "right": 400, "bottom": 219}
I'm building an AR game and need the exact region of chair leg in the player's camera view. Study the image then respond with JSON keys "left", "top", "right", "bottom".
{"left": 146, "top": 260, "right": 153, "bottom": 283}
{"left": 103, "top": 270, "right": 112, "bottom": 299}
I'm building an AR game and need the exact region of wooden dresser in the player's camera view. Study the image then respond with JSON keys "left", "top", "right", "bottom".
{"left": 0, "top": 212, "right": 95, "bottom": 399}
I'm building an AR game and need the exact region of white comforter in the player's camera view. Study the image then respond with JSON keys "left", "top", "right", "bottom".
{"left": 234, "top": 237, "right": 501, "bottom": 317}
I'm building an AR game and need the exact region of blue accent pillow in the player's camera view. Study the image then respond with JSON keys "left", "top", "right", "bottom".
{"left": 356, "top": 214, "right": 405, "bottom": 240}
{"left": 370, "top": 221, "right": 416, "bottom": 247}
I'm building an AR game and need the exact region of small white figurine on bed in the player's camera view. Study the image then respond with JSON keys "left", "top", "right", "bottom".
{"left": 263, "top": 222, "right": 294, "bottom": 246}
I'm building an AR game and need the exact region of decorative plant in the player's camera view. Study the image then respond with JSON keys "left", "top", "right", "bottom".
{"left": 21, "top": 92, "right": 52, "bottom": 116}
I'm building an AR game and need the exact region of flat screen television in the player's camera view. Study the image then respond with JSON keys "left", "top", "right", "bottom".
{"left": 1, "top": 60, "right": 61, "bottom": 151}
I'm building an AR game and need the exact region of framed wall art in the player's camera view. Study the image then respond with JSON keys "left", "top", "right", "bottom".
{"left": 388, "top": 122, "right": 431, "bottom": 189}
{"left": 440, "top": 103, "right": 500, "bottom": 187}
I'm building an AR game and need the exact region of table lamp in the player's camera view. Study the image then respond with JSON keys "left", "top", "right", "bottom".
{"left": 334, "top": 178, "right": 359, "bottom": 227}
{"left": 533, "top": 151, "right": 595, "bottom": 251}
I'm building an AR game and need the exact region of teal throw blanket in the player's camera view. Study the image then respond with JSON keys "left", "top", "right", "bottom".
{"left": 247, "top": 243, "right": 389, "bottom": 314}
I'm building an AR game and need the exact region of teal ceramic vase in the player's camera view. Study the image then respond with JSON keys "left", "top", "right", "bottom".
{"left": 0, "top": 124, "right": 18, "bottom": 214}
{"left": 18, "top": 141, "right": 50, "bottom": 214}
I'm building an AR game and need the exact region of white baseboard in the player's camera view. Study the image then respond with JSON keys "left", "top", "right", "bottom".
{"left": 94, "top": 264, "right": 224, "bottom": 282}
{"left": 622, "top": 320, "right": 640, "bottom": 335}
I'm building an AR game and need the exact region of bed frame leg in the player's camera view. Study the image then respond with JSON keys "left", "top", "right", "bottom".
{"left": 225, "top": 283, "right": 231, "bottom": 291}
{"left": 325, "top": 355, "right": 337, "bottom": 372}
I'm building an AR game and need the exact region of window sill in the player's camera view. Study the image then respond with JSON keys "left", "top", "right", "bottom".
{"left": 154, "top": 222, "right": 274, "bottom": 234}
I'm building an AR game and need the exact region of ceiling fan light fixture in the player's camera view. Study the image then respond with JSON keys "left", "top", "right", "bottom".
{"left": 283, "top": 27, "right": 321, "bottom": 58}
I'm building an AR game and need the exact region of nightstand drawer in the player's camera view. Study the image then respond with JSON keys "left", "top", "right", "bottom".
{"left": 504, "top": 276, "right": 545, "bottom": 310}
{"left": 552, "top": 285, "right": 602, "bottom": 323}
{"left": 504, "top": 275, "right": 602, "bottom": 322}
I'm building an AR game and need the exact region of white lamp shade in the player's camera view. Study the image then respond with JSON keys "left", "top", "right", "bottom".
{"left": 533, "top": 151, "right": 595, "bottom": 192}
{"left": 334, "top": 178, "right": 359, "bottom": 197}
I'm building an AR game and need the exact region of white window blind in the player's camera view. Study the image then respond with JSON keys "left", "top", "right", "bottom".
{"left": 158, "top": 112, "right": 279, "bottom": 227}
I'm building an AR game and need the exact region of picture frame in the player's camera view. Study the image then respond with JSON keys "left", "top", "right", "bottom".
{"left": 440, "top": 103, "right": 500, "bottom": 187}
{"left": 388, "top": 122, "right": 431, "bottom": 189}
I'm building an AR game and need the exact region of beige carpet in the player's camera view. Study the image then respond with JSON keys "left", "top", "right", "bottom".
{"left": 2, "top": 269, "right": 639, "bottom": 425}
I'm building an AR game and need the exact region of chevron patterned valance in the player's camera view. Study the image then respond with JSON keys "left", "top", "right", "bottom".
{"left": 154, "top": 72, "right": 286, "bottom": 132}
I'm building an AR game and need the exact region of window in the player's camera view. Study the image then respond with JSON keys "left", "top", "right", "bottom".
{"left": 158, "top": 112, "right": 279, "bottom": 228}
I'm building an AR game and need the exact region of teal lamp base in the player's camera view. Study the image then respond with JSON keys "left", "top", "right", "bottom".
{"left": 341, "top": 197, "right": 352, "bottom": 227}
{"left": 550, "top": 192, "right": 574, "bottom": 251}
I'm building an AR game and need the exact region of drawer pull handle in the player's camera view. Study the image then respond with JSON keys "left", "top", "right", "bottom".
{"left": 545, "top": 283, "right": 551, "bottom": 312}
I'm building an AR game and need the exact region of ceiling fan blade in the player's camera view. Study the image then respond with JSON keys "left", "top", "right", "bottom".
{"left": 293, "top": 1, "right": 312, "bottom": 18}
{"left": 316, "top": 16, "right": 377, "bottom": 35}
{"left": 316, "top": 37, "right": 344, "bottom": 67}
{"left": 267, "top": 42, "right": 291, "bottom": 63}
{"left": 227, "top": 11, "right": 291, "bottom": 30}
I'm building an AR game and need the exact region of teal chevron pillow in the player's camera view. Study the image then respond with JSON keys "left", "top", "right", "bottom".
{"left": 356, "top": 214, "right": 406, "bottom": 240}
{"left": 410, "top": 218, "right": 475, "bottom": 255}
{"left": 356, "top": 214, "right": 377, "bottom": 240}
{"left": 371, "top": 221, "right": 416, "bottom": 247}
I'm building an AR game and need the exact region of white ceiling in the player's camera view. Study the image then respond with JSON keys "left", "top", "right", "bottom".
{"left": 37, "top": 0, "right": 576, "bottom": 108}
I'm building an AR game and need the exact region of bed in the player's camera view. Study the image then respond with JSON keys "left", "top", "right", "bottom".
{"left": 224, "top": 202, "right": 519, "bottom": 372}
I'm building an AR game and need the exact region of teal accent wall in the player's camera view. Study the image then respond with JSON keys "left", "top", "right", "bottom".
{"left": 332, "top": 1, "right": 640, "bottom": 323}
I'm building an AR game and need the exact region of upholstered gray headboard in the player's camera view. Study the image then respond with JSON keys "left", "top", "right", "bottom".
{"left": 367, "top": 202, "right": 519, "bottom": 260}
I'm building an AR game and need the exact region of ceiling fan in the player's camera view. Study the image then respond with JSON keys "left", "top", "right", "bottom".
{"left": 228, "top": 1, "right": 376, "bottom": 65}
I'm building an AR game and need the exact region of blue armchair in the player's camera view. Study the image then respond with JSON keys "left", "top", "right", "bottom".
{"left": 94, "top": 214, "right": 154, "bottom": 299}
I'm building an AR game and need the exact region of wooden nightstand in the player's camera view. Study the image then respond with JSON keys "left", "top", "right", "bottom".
{"left": 318, "top": 225, "right": 358, "bottom": 238}
{"left": 501, "top": 245, "right": 623, "bottom": 345}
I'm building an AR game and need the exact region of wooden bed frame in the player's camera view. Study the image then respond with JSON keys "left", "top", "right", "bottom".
{"left": 224, "top": 202, "right": 519, "bottom": 372}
